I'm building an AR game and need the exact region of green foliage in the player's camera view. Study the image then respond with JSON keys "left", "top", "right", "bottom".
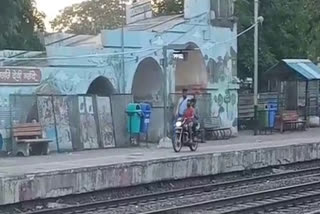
{"left": 51, "top": 0, "right": 184, "bottom": 34}
{"left": 51, "top": 0, "right": 124, "bottom": 35}
{"left": 0, "top": 0, "right": 45, "bottom": 50}
{"left": 153, "top": 0, "right": 184, "bottom": 15}
{"left": 236, "top": 0, "right": 315, "bottom": 79}
{"left": 305, "top": 0, "right": 320, "bottom": 61}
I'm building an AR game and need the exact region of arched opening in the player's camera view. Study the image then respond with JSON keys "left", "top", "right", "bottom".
{"left": 87, "top": 76, "right": 115, "bottom": 97}
{"left": 132, "top": 57, "right": 163, "bottom": 104}
{"left": 175, "top": 43, "right": 207, "bottom": 91}
{"left": 207, "top": 58, "right": 218, "bottom": 83}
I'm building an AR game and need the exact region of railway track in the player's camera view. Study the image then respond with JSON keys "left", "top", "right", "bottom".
{"left": 306, "top": 210, "right": 320, "bottom": 214}
{"left": 149, "top": 181, "right": 320, "bottom": 214}
{"left": 29, "top": 166, "right": 320, "bottom": 214}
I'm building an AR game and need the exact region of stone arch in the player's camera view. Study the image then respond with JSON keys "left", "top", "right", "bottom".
{"left": 132, "top": 57, "right": 163, "bottom": 104}
{"left": 87, "top": 76, "right": 115, "bottom": 97}
{"left": 175, "top": 42, "right": 208, "bottom": 91}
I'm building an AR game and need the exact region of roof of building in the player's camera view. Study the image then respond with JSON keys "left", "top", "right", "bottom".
{"left": 0, "top": 51, "right": 48, "bottom": 67}
{"left": 44, "top": 33, "right": 101, "bottom": 47}
{"left": 125, "top": 14, "right": 185, "bottom": 32}
{"left": 265, "top": 59, "right": 320, "bottom": 81}
{"left": 1, "top": 14, "right": 185, "bottom": 67}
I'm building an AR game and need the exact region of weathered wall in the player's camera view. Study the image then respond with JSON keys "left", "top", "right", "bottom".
{"left": 0, "top": 0, "right": 239, "bottom": 147}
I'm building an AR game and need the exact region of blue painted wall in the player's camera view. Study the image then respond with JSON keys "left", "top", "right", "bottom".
{"left": 0, "top": 0, "right": 239, "bottom": 151}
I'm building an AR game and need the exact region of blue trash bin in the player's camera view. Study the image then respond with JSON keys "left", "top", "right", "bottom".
{"left": 140, "top": 103, "right": 152, "bottom": 133}
{"left": 268, "top": 100, "right": 278, "bottom": 128}
{"left": 0, "top": 133, "right": 3, "bottom": 151}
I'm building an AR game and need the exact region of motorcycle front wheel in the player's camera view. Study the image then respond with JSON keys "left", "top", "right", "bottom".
{"left": 172, "top": 133, "right": 183, "bottom": 152}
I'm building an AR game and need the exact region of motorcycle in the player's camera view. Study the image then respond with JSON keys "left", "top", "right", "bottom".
{"left": 172, "top": 117, "right": 205, "bottom": 152}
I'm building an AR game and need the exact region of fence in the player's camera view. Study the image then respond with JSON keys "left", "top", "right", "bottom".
{"left": 9, "top": 94, "right": 125, "bottom": 153}
{"left": 238, "top": 91, "right": 320, "bottom": 127}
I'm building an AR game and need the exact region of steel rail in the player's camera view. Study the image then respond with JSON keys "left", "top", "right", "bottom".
{"left": 29, "top": 166, "right": 320, "bottom": 214}
{"left": 144, "top": 181, "right": 320, "bottom": 214}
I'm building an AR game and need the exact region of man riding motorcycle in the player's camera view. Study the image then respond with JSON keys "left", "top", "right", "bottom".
{"left": 175, "top": 88, "right": 190, "bottom": 118}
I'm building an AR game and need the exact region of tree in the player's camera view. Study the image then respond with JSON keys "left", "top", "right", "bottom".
{"left": 51, "top": 0, "right": 124, "bottom": 35}
{"left": 153, "top": 0, "right": 184, "bottom": 15}
{"left": 0, "top": 0, "right": 45, "bottom": 50}
{"left": 304, "top": 0, "right": 320, "bottom": 60}
{"left": 51, "top": 0, "right": 184, "bottom": 34}
{"left": 235, "top": 0, "right": 310, "bottom": 80}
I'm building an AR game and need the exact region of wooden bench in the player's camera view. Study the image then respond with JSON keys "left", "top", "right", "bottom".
{"left": 279, "top": 110, "right": 306, "bottom": 133}
{"left": 13, "top": 123, "right": 52, "bottom": 156}
{"left": 203, "top": 117, "right": 232, "bottom": 140}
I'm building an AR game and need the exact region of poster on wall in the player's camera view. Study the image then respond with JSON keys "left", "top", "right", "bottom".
{"left": 53, "top": 96, "right": 73, "bottom": 152}
{"left": 79, "top": 96, "right": 99, "bottom": 149}
{"left": 86, "top": 97, "right": 94, "bottom": 114}
{"left": 78, "top": 96, "right": 85, "bottom": 114}
{"left": 37, "top": 96, "right": 58, "bottom": 152}
{"left": 97, "top": 96, "right": 115, "bottom": 148}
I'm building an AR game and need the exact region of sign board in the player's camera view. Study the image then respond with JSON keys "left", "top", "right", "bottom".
{"left": 126, "top": 0, "right": 152, "bottom": 24}
{"left": 0, "top": 67, "right": 42, "bottom": 85}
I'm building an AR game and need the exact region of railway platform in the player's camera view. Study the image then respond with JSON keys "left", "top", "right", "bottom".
{"left": 1, "top": 129, "right": 320, "bottom": 205}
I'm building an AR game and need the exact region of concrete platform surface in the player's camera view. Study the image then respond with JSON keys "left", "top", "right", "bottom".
{"left": 1, "top": 129, "right": 320, "bottom": 205}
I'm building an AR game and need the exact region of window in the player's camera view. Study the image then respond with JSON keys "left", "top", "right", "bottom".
{"left": 211, "top": 0, "right": 234, "bottom": 18}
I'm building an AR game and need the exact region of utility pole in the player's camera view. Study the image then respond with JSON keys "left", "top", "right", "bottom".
{"left": 254, "top": 0, "right": 259, "bottom": 135}
{"left": 121, "top": 1, "right": 126, "bottom": 93}
{"left": 254, "top": 0, "right": 259, "bottom": 106}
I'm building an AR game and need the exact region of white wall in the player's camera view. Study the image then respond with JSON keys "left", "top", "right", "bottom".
{"left": 184, "top": 0, "right": 210, "bottom": 19}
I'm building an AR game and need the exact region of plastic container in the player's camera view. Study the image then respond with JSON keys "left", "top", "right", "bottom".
{"left": 258, "top": 104, "right": 269, "bottom": 128}
{"left": 140, "top": 103, "right": 152, "bottom": 133}
{"left": 268, "top": 100, "right": 278, "bottom": 128}
{"left": 0, "top": 133, "right": 3, "bottom": 151}
{"left": 126, "top": 103, "right": 142, "bottom": 134}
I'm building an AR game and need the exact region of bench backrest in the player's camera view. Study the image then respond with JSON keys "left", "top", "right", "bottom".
{"left": 281, "top": 111, "right": 299, "bottom": 121}
{"left": 12, "top": 123, "right": 42, "bottom": 138}
{"left": 203, "top": 117, "right": 221, "bottom": 129}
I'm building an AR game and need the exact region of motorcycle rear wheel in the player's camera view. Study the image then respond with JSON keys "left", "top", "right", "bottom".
{"left": 189, "top": 140, "right": 198, "bottom": 151}
{"left": 173, "top": 134, "right": 183, "bottom": 153}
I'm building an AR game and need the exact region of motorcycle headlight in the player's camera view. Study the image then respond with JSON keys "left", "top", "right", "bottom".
{"left": 175, "top": 121, "right": 182, "bottom": 127}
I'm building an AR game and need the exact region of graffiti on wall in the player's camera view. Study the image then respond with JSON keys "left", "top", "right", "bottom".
{"left": 79, "top": 96, "right": 99, "bottom": 149}
{"left": 107, "top": 55, "right": 124, "bottom": 92}
{"left": 207, "top": 47, "right": 237, "bottom": 84}
{"left": 97, "top": 96, "right": 115, "bottom": 148}
{"left": 37, "top": 96, "right": 57, "bottom": 151}
{"left": 213, "top": 89, "right": 237, "bottom": 127}
{"left": 54, "top": 96, "right": 73, "bottom": 151}
{"left": 37, "top": 95, "right": 115, "bottom": 152}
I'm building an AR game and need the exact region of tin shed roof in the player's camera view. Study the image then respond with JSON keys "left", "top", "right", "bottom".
{"left": 265, "top": 59, "right": 320, "bottom": 81}
{"left": 125, "top": 14, "right": 185, "bottom": 32}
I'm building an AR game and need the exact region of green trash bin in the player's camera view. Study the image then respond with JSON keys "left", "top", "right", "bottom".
{"left": 126, "top": 103, "right": 142, "bottom": 134}
{"left": 258, "top": 104, "right": 269, "bottom": 128}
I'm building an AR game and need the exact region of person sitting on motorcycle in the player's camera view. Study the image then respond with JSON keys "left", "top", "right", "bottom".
{"left": 184, "top": 101, "right": 195, "bottom": 141}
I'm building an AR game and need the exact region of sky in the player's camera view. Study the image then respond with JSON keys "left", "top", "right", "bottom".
{"left": 36, "top": 0, "right": 86, "bottom": 30}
